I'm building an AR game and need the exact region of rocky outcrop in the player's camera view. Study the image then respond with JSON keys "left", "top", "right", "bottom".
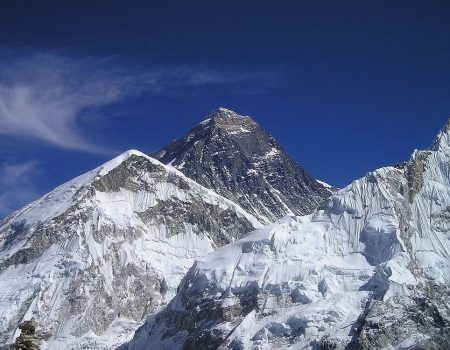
{"left": 14, "top": 319, "right": 40, "bottom": 350}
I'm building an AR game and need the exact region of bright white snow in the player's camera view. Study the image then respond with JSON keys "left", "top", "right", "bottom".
{"left": 126, "top": 121, "right": 450, "bottom": 349}
{"left": 0, "top": 149, "right": 261, "bottom": 349}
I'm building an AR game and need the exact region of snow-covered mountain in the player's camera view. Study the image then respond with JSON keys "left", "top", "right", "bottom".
{"left": 152, "top": 108, "right": 331, "bottom": 224}
{"left": 125, "top": 122, "right": 450, "bottom": 350}
{"left": 0, "top": 150, "right": 262, "bottom": 349}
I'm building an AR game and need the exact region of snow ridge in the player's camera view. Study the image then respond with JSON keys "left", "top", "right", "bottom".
{"left": 0, "top": 150, "right": 261, "bottom": 349}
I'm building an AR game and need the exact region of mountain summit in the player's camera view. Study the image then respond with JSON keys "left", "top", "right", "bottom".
{"left": 152, "top": 108, "right": 331, "bottom": 223}
{"left": 126, "top": 120, "right": 450, "bottom": 350}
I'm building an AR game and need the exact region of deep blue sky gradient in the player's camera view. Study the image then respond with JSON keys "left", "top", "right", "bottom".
{"left": 1, "top": 0, "right": 450, "bottom": 217}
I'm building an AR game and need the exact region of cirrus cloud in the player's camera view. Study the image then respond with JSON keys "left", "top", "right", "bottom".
{"left": 0, "top": 50, "right": 282, "bottom": 153}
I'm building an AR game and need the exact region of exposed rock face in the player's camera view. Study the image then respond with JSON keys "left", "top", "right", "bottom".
{"left": 0, "top": 150, "right": 260, "bottom": 349}
{"left": 125, "top": 121, "right": 450, "bottom": 350}
{"left": 152, "top": 108, "right": 331, "bottom": 224}
{"left": 14, "top": 319, "right": 40, "bottom": 350}
{"left": 356, "top": 292, "right": 450, "bottom": 350}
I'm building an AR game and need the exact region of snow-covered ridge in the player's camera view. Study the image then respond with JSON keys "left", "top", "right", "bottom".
{"left": 315, "top": 179, "right": 334, "bottom": 190}
{"left": 0, "top": 150, "right": 145, "bottom": 229}
{"left": 0, "top": 149, "right": 262, "bottom": 349}
{"left": 125, "top": 120, "right": 450, "bottom": 350}
{"left": 0, "top": 150, "right": 260, "bottom": 231}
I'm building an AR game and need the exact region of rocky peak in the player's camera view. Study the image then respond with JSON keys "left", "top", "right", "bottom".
{"left": 202, "top": 107, "right": 254, "bottom": 130}
{"left": 180, "top": 108, "right": 258, "bottom": 147}
{"left": 205, "top": 107, "right": 244, "bottom": 120}
{"left": 152, "top": 108, "right": 331, "bottom": 224}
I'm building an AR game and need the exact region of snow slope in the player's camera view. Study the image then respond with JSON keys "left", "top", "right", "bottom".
{"left": 0, "top": 150, "right": 261, "bottom": 349}
{"left": 125, "top": 122, "right": 450, "bottom": 349}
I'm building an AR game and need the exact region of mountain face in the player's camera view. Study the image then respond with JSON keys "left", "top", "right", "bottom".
{"left": 0, "top": 150, "right": 261, "bottom": 349}
{"left": 152, "top": 108, "right": 331, "bottom": 224}
{"left": 125, "top": 122, "right": 450, "bottom": 350}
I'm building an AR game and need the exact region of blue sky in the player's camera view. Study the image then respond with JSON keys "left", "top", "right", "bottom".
{"left": 1, "top": 0, "right": 450, "bottom": 218}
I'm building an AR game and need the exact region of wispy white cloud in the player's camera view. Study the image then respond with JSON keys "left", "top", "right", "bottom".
{"left": 0, "top": 161, "right": 40, "bottom": 219}
{"left": 0, "top": 51, "right": 281, "bottom": 153}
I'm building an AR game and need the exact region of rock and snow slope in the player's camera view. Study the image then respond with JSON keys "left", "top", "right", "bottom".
{"left": 0, "top": 150, "right": 262, "bottom": 349}
{"left": 152, "top": 108, "right": 331, "bottom": 224}
{"left": 125, "top": 122, "right": 450, "bottom": 349}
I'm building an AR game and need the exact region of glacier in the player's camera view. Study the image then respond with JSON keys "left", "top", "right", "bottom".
{"left": 125, "top": 122, "right": 450, "bottom": 349}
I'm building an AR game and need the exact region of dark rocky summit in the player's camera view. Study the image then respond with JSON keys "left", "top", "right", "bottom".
{"left": 14, "top": 319, "right": 40, "bottom": 350}
{"left": 152, "top": 108, "right": 331, "bottom": 223}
